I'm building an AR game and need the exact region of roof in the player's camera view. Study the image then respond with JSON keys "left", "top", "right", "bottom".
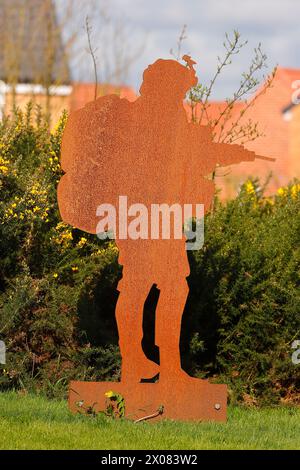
{"left": 209, "top": 66, "right": 300, "bottom": 198}
{"left": 0, "top": 0, "right": 70, "bottom": 85}
{"left": 194, "top": 67, "right": 300, "bottom": 124}
{"left": 275, "top": 67, "right": 300, "bottom": 88}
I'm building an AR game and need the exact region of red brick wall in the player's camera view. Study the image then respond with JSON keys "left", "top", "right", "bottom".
{"left": 215, "top": 69, "right": 300, "bottom": 197}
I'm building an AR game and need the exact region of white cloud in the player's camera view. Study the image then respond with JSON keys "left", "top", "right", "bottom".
{"left": 64, "top": 0, "right": 300, "bottom": 98}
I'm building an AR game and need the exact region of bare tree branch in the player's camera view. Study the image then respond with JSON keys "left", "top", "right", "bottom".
{"left": 85, "top": 16, "right": 98, "bottom": 101}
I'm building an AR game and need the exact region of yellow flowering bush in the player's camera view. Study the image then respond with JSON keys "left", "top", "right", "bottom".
{"left": 0, "top": 156, "right": 10, "bottom": 175}
{"left": 51, "top": 222, "right": 73, "bottom": 248}
{"left": 3, "top": 181, "right": 51, "bottom": 223}
{"left": 0, "top": 105, "right": 121, "bottom": 397}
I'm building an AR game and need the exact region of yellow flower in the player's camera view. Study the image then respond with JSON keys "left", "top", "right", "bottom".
{"left": 77, "top": 237, "right": 87, "bottom": 248}
{"left": 63, "top": 232, "right": 73, "bottom": 240}
{"left": 71, "top": 266, "right": 78, "bottom": 272}
{"left": 0, "top": 157, "right": 10, "bottom": 175}
{"left": 105, "top": 390, "right": 115, "bottom": 398}
{"left": 51, "top": 223, "right": 73, "bottom": 247}
{"left": 245, "top": 181, "right": 255, "bottom": 195}
{"left": 91, "top": 248, "right": 106, "bottom": 257}
{"left": 264, "top": 197, "right": 274, "bottom": 206}
{"left": 291, "top": 184, "right": 300, "bottom": 199}
{"left": 56, "top": 222, "right": 66, "bottom": 230}
{"left": 277, "top": 187, "right": 286, "bottom": 196}
{"left": 51, "top": 117, "right": 63, "bottom": 135}
{"left": 0, "top": 165, "right": 8, "bottom": 174}
{"left": 53, "top": 273, "right": 58, "bottom": 279}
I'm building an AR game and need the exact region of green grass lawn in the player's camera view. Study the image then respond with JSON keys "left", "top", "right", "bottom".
{"left": 0, "top": 392, "right": 299, "bottom": 450}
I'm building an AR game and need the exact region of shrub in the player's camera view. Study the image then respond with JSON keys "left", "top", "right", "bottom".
{"left": 0, "top": 105, "right": 121, "bottom": 397}
{"left": 0, "top": 107, "right": 299, "bottom": 404}
{"left": 183, "top": 180, "right": 300, "bottom": 404}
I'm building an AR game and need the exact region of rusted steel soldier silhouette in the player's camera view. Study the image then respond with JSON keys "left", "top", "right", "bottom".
{"left": 58, "top": 57, "right": 270, "bottom": 384}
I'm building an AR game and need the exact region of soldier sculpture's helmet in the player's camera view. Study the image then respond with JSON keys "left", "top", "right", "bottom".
{"left": 140, "top": 57, "right": 197, "bottom": 100}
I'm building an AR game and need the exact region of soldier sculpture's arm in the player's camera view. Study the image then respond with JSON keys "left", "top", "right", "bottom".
{"left": 213, "top": 142, "right": 275, "bottom": 167}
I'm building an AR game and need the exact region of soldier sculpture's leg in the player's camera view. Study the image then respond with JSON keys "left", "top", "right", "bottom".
{"left": 155, "top": 278, "right": 187, "bottom": 376}
{"left": 155, "top": 277, "right": 199, "bottom": 381}
{"left": 115, "top": 272, "right": 159, "bottom": 382}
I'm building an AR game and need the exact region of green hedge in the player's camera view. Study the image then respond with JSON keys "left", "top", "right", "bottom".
{"left": 0, "top": 106, "right": 299, "bottom": 404}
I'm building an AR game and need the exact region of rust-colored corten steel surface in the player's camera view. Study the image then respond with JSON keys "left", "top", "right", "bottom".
{"left": 58, "top": 57, "right": 272, "bottom": 422}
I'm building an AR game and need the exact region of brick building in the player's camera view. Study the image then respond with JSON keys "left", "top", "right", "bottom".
{"left": 211, "top": 68, "right": 300, "bottom": 197}
{"left": 0, "top": 0, "right": 299, "bottom": 195}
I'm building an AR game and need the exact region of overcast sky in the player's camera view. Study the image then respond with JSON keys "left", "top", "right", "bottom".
{"left": 64, "top": 0, "right": 300, "bottom": 99}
